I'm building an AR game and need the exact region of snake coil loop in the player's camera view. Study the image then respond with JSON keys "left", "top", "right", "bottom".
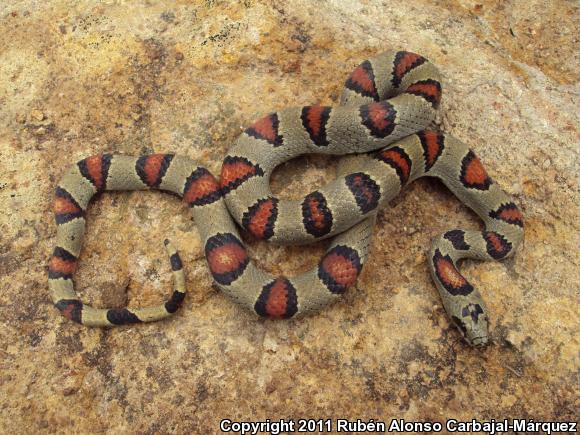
{"left": 49, "top": 51, "right": 523, "bottom": 346}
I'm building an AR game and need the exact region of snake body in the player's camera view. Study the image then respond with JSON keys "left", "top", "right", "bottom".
{"left": 49, "top": 51, "right": 523, "bottom": 346}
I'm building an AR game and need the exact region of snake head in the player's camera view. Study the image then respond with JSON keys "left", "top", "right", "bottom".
{"left": 452, "top": 303, "right": 489, "bottom": 347}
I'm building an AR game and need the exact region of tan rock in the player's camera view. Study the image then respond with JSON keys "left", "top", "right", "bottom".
{"left": 0, "top": 0, "right": 577, "bottom": 432}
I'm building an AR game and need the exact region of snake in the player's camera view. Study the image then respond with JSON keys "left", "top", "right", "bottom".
{"left": 49, "top": 51, "right": 524, "bottom": 346}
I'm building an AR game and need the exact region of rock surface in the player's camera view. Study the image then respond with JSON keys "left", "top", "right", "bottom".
{"left": 0, "top": 0, "right": 578, "bottom": 432}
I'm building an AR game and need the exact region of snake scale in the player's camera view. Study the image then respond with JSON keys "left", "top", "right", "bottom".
{"left": 49, "top": 51, "right": 524, "bottom": 346}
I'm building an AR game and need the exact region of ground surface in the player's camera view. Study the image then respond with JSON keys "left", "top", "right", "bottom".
{"left": 0, "top": 0, "right": 578, "bottom": 432}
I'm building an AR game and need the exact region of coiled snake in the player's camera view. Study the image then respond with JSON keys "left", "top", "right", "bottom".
{"left": 49, "top": 51, "right": 524, "bottom": 346}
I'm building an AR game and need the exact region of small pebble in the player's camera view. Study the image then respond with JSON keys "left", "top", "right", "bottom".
{"left": 542, "top": 159, "right": 551, "bottom": 169}
{"left": 30, "top": 109, "right": 44, "bottom": 121}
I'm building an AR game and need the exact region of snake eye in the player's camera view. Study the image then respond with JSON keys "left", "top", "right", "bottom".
{"left": 451, "top": 315, "right": 468, "bottom": 336}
